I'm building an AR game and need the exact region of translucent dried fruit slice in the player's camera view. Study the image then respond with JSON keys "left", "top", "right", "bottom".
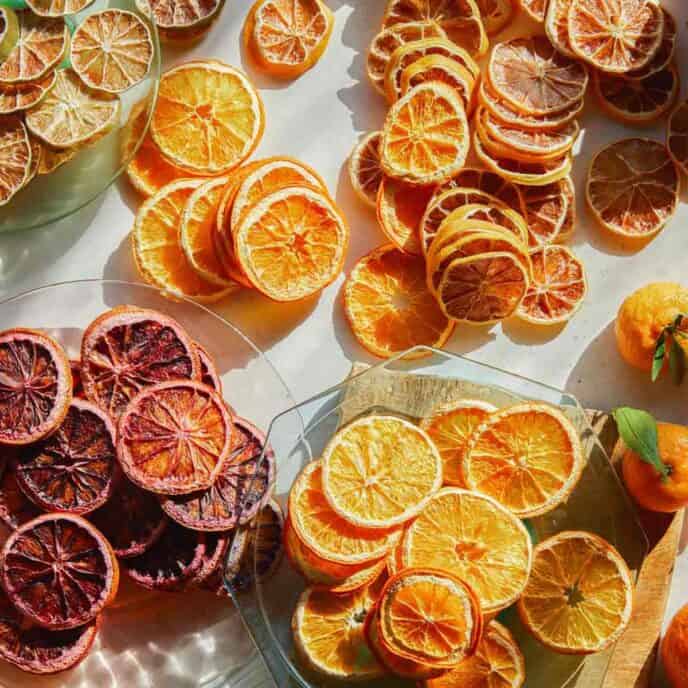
{"left": 517, "top": 245, "right": 587, "bottom": 324}
{"left": 0, "top": 13, "right": 68, "bottom": 83}
{"left": 586, "top": 137, "right": 679, "bottom": 238}
{"left": 16, "top": 398, "right": 118, "bottom": 515}
{"left": 519, "top": 177, "right": 572, "bottom": 249}
{"left": 667, "top": 100, "right": 688, "bottom": 175}
{"left": 627, "top": 7, "right": 676, "bottom": 80}
{"left": 464, "top": 402, "right": 584, "bottom": 517}
{"left": 26, "top": 0, "right": 94, "bottom": 17}
{"left": 568, "top": 0, "right": 663, "bottom": 74}
{"left": 348, "top": 131, "right": 383, "bottom": 208}
{"left": 151, "top": 61, "right": 264, "bottom": 175}
{"left": 518, "top": 0, "right": 546, "bottom": 22}
{"left": 143, "top": 0, "right": 222, "bottom": 33}
{"left": 118, "top": 379, "right": 233, "bottom": 495}
{"left": 545, "top": 0, "right": 575, "bottom": 58}
{"left": 25, "top": 69, "right": 120, "bottom": 149}
{"left": 518, "top": 531, "right": 633, "bottom": 654}
{"left": 0, "top": 328, "right": 72, "bottom": 445}
{"left": 160, "top": 417, "right": 275, "bottom": 530}
{"left": 474, "top": 0, "right": 514, "bottom": 34}
{"left": 400, "top": 54, "right": 475, "bottom": 112}
{"left": 0, "top": 71, "right": 55, "bottom": 115}
{"left": 0, "top": 465, "right": 40, "bottom": 530}
{"left": 322, "top": 415, "right": 442, "bottom": 529}
{"left": 195, "top": 342, "right": 222, "bottom": 392}
{"left": 70, "top": 10, "right": 154, "bottom": 94}
{"left": 0, "top": 115, "right": 31, "bottom": 206}
{"left": 0, "top": 514, "right": 118, "bottom": 630}
{"left": 80, "top": 306, "right": 201, "bottom": 418}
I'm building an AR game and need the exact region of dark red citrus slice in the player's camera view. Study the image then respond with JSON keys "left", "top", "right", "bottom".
{"left": 160, "top": 417, "right": 274, "bottom": 530}
{"left": 117, "top": 379, "right": 234, "bottom": 495}
{"left": 0, "top": 586, "right": 100, "bottom": 675}
{"left": 0, "top": 463, "right": 40, "bottom": 530}
{"left": 195, "top": 342, "right": 222, "bottom": 393}
{"left": 0, "top": 328, "right": 72, "bottom": 445}
{"left": 70, "top": 359, "right": 84, "bottom": 397}
{"left": 123, "top": 520, "right": 205, "bottom": 591}
{"left": 80, "top": 306, "right": 200, "bottom": 418}
{"left": 89, "top": 478, "right": 167, "bottom": 558}
{"left": 0, "top": 513, "right": 119, "bottom": 630}
{"left": 15, "top": 398, "right": 119, "bottom": 515}
{"left": 191, "top": 531, "right": 229, "bottom": 586}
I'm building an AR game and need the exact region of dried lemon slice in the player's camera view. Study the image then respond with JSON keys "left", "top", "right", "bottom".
{"left": 0, "top": 116, "right": 31, "bottom": 206}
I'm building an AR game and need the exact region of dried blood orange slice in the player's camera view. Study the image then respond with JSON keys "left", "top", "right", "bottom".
{"left": 0, "top": 587, "right": 100, "bottom": 675}
{"left": 0, "top": 328, "right": 72, "bottom": 446}
{"left": 0, "top": 71, "right": 55, "bottom": 115}
{"left": 0, "top": 115, "right": 31, "bottom": 206}
{"left": 70, "top": 359, "right": 84, "bottom": 397}
{"left": 519, "top": 178, "right": 572, "bottom": 249}
{"left": 195, "top": 342, "right": 222, "bottom": 392}
{"left": 26, "top": 0, "right": 94, "bottom": 17}
{"left": 80, "top": 306, "right": 200, "bottom": 418}
{"left": 160, "top": 417, "right": 274, "bottom": 530}
{"left": 349, "top": 132, "right": 383, "bottom": 208}
{"left": 0, "top": 514, "right": 118, "bottom": 630}
{"left": 118, "top": 380, "right": 233, "bottom": 495}
{"left": 0, "top": 464, "right": 40, "bottom": 530}
{"left": 667, "top": 100, "right": 688, "bottom": 176}
{"left": 191, "top": 531, "right": 229, "bottom": 585}
{"left": 15, "top": 398, "right": 118, "bottom": 515}
{"left": 518, "top": 0, "right": 546, "bottom": 22}
{"left": 90, "top": 479, "right": 167, "bottom": 558}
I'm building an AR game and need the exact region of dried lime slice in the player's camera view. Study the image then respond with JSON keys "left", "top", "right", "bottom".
{"left": 26, "top": 69, "right": 120, "bottom": 149}
{"left": 0, "top": 7, "right": 19, "bottom": 61}
{"left": 0, "top": 71, "right": 55, "bottom": 114}
{"left": 26, "top": 0, "right": 95, "bottom": 18}
{"left": 0, "top": 116, "right": 31, "bottom": 205}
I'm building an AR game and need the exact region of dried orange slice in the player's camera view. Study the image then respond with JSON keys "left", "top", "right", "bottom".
{"left": 245, "top": 0, "right": 333, "bottom": 78}
{"left": 489, "top": 36, "right": 588, "bottom": 116}
{"left": 517, "top": 245, "right": 587, "bottom": 324}
{"left": 0, "top": 13, "right": 67, "bottom": 83}
{"left": 322, "top": 415, "right": 442, "bottom": 529}
{"left": 627, "top": 7, "right": 676, "bottom": 80}
{"left": 344, "top": 244, "right": 454, "bottom": 358}
{"left": 441, "top": 167, "right": 525, "bottom": 215}
{"left": 70, "top": 9, "right": 154, "bottom": 94}
{"left": 0, "top": 116, "right": 31, "bottom": 207}
{"left": 518, "top": 531, "right": 633, "bottom": 654}
{"left": 402, "top": 488, "right": 532, "bottom": 614}
{"left": 142, "top": 0, "right": 222, "bottom": 37}
{"left": 544, "top": 0, "right": 575, "bottom": 58}
{"left": 349, "top": 131, "right": 383, "bottom": 207}
{"left": 133, "top": 179, "right": 236, "bottom": 302}
{"left": 568, "top": 0, "right": 663, "bottom": 74}
{"left": 557, "top": 190, "right": 576, "bottom": 242}
{"left": 464, "top": 402, "right": 584, "bottom": 517}
{"left": 380, "top": 82, "right": 469, "bottom": 185}
{"left": 474, "top": 0, "right": 514, "bottom": 34}
{"left": 0, "top": 71, "right": 54, "bottom": 115}
{"left": 151, "top": 61, "right": 264, "bottom": 175}
{"left": 25, "top": 0, "right": 94, "bottom": 17}
{"left": 586, "top": 137, "right": 679, "bottom": 239}
{"left": 420, "top": 400, "right": 495, "bottom": 486}
{"left": 234, "top": 186, "right": 348, "bottom": 301}
{"left": 519, "top": 177, "right": 572, "bottom": 249}
{"left": 667, "top": 100, "right": 688, "bottom": 175}
{"left": 593, "top": 63, "right": 679, "bottom": 125}
{"left": 518, "top": 0, "right": 546, "bottom": 22}
{"left": 400, "top": 54, "right": 475, "bottom": 112}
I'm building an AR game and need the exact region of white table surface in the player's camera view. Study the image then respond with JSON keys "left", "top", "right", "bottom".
{"left": 0, "top": 1, "right": 686, "bottom": 685}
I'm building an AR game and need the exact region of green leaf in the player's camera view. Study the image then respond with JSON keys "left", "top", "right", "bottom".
{"left": 652, "top": 330, "right": 666, "bottom": 382}
{"left": 669, "top": 338, "right": 686, "bottom": 385}
{"left": 613, "top": 407, "right": 669, "bottom": 480}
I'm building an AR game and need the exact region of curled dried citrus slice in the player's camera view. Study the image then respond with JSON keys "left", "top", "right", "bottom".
{"left": 0, "top": 115, "right": 31, "bottom": 206}
{"left": 519, "top": 177, "right": 572, "bottom": 249}
{"left": 627, "top": 7, "right": 676, "bottom": 80}
{"left": 545, "top": 0, "right": 575, "bottom": 58}
{"left": 322, "top": 415, "right": 442, "bottom": 529}
{"left": 142, "top": 0, "right": 222, "bottom": 36}
{"left": 191, "top": 531, "right": 229, "bottom": 586}
{"left": 0, "top": 71, "right": 54, "bottom": 115}
{"left": 70, "top": 10, "right": 154, "bottom": 94}
{"left": 474, "top": 0, "right": 514, "bottom": 34}
{"left": 400, "top": 54, "right": 475, "bottom": 112}
{"left": 568, "top": 0, "right": 663, "bottom": 74}
{"left": 0, "top": 514, "right": 118, "bottom": 630}
{"left": 586, "top": 137, "right": 679, "bottom": 239}
{"left": 667, "top": 100, "right": 688, "bottom": 175}
{"left": 195, "top": 342, "right": 222, "bottom": 392}
{"left": 344, "top": 244, "right": 454, "bottom": 358}
{"left": 349, "top": 131, "right": 383, "bottom": 207}
{"left": 26, "top": 0, "right": 94, "bottom": 17}
{"left": 464, "top": 402, "right": 584, "bottom": 517}
{"left": 518, "top": 0, "right": 546, "bottom": 22}
{"left": 151, "top": 61, "right": 264, "bottom": 175}
{"left": 380, "top": 82, "right": 469, "bottom": 185}
{"left": 518, "top": 531, "right": 633, "bottom": 654}
{"left": 442, "top": 167, "right": 525, "bottom": 214}
{"left": 0, "top": 328, "right": 72, "bottom": 445}
{"left": 118, "top": 379, "right": 233, "bottom": 495}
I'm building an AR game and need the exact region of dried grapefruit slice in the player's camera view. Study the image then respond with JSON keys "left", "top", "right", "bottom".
{"left": 0, "top": 115, "right": 31, "bottom": 206}
{"left": 517, "top": 245, "right": 587, "bottom": 324}
{"left": 544, "top": 0, "right": 575, "bottom": 58}
{"left": 519, "top": 177, "right": 572, "bottom": 249}
{"left": 142, "top": 0, "right": 222, "bottom": 36}
{"left": 0, "top": 328, "right": 72, "bottom": 446}
{"left": 151, "top": 61, "right": 264, "bottom": 175}
{"left": 349, "top": 131, "right": 383, "bottom": 208}
{"left": 344, "top": 244, "right": 454, "bottom": 358}
{"left": 70, "top": 9, "right": 154, "bottom": 94}
{"left": 464, "top": 402, "right": 584, "bottom": 517}
{"left": 400, "top": 54, "right": 475, "bottom": 112}
{"left": 0, "top": 464, "right": 40, "bottom": 530}
{"left": 667, "top": 100, "right": 688, "bottom": 175}
{"left": 518, "top": 531, "right": 633, "bottom": 654}
{"left": 0, "top": 514, "right": 118, "bottom": 630}
{"left": 586, "top": 137, "right": 679, "bottom": 239}
{"left": 322, "top": 415, "right": 442, "bottom": 529}
{"left": 0, "top": 71, "right": 55, "bottom": 115}
{"left": 518, "top": 0, "right": 546, "bottom": 22}
{"left": 15, "top": 398, "right": 118, "bottom": 515}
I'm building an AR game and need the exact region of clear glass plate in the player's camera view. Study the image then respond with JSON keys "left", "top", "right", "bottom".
{"left": 0, "top": 279, "right": 298, "bottom": 687}
{"left": 231, "top": 347, "right": 649, "bottom": 688}
{"left": 0, "top": 0, "right": 161, "bottom": 234}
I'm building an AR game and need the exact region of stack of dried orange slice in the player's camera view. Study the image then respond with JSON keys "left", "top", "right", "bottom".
{"left": 288, "top": 403, "right": 634, "bottom": 683}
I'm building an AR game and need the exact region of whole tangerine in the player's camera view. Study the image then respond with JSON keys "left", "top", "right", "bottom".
{"left": 662, "top": 603, "right": 688, "bottom": 687}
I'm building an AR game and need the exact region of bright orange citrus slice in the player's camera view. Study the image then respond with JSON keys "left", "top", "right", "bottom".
{"left": 349, "top": 132, "right": 383, "bottom": 208}
{"left": 0, "top": 71, "right": 55, "bottom": 115}
{"left": 321, "top": 415, "right": 442, "bottom": 530}
{"left": 518, "top": 0, "right": 546, "bottom": 22}
{"left": 400, "top": 54, "right": 475, "bottom": 112}
{"left": 518, "top": 531, "right": 633, "bottom": 654}
{"left": 0, "top": 116, "right": 31, "bottom": 207}
{"left": 519, "top": 178, "right": 572, "bottom": 249}
{"left": 667, "top": 100, "right": 688, "bottom": 175}
{"left": 474, "top": 0, "right": 514, "bottom": 35}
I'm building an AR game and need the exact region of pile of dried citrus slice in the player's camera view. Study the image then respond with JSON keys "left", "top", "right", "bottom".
{"left": 0, "top": 308, "right": 282, "bottom": 674}
{"left": 288, "top": 403, "right": 634, "bottom": 683}
{"left": 0, "top": 5, "right": 154, "bottom": 207}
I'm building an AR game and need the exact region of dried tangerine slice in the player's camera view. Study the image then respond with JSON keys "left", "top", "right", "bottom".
{"left": 464, "top": 402, "right": 585, "bottom": 517}
{"left": 667, "top": 100, "right": 688, "bottom": 175}
{"left": 400, "top": 54, "right": 475, "bottom": 112}
{"left": 474, "top": 0, "right": 514, "bottom": 34}
{"left": 380, "top": 81, "right": 469, "bottom": 185}
{"left": 0, "top": 115, "right": 31, "bottom": 206}
{"left": 545, "top": 0, "right": 575, "bottom": 58}
{"left": 519, "top": 177, "right": 572, "bottom": 249}
{"left": 344, "top": 244, "right": 454, "bottom": 359}
{"left": 627, "top": 7, "right": 676, "bottom": 80}
{"left": 117, "top": 379, "right": 233, "bottom": 495}
{"left": 349, "top": 132, "right": 383, "bottom": 208}
{"left": 0, "top": 71, "right": 55, "bottom": 115}
{"left": 151, "top": 61, "right": 264, "bottom": 175}
{"left": 568, "top": 0, "right": 663, "bottom": 74}
{"left": 517, "top": 245, "right": 587, "bottom": 324}
{"left": 518, "top": 531, "right": 633, "bottom": 654}
{"left": 518, "top": 0, "right": 546, "bottom": 22}
{"left": 142, "top": 0, "right": 222, "bottom": 35}
{"left": 322, "top": 415, "right": 442, "bottom": 529}
{"left": 586, "top": 137, "right": 679, "bottom": 239}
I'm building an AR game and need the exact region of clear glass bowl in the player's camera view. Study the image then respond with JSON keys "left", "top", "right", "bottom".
{"left": 0, "top": 0, "right": 161, "bottom": 234}
{"left": 231, "top": 347, "right": 649, "bottom": 688}
{"left": 0, "top": 279, "right": 298, "bottom": 687}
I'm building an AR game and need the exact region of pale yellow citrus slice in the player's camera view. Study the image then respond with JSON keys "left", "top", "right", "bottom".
{"left": 349, "top": 131, "right": 383, "bottom": 207}
{"left": 0, "top": 116, "right": 31, "bottom": 206}
{"left": 26, "top": 0, "right": 94, "bottom": 18}
{"left": 400, "top": 54, "right": 475, "bottom": 112}
{"left": 0, "top": 70, "right": 55, "bottom": 114}
{"left": 474, "top": 0, "right": 514, "bottom": 34}
{"left": 519, "top": 177, "right": 572, "bottom": 249}
{"left": 321, "top": 415, "right": 442, "bottom": 530}
{"left": 518, "top": 0, "right": 546, "bottom": 22}
{"left": 667, "top": 100, "right": 688, "bottom": 175}
{"left": 545, "top": 0, "right": 575, "bottom": 58}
